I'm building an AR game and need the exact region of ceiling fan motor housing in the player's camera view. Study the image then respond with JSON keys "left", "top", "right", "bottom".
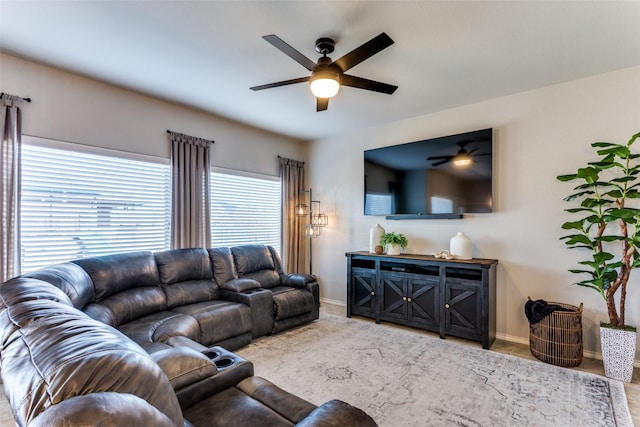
{"left": 315, "top": 37, "right": 336, "bottom": 56}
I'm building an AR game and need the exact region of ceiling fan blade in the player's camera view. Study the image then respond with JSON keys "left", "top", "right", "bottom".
{"left": 262, "top": 35, "right": 317, "bottom": 71}
{"left": 317, "top": 97, "right": 329, "bottom": 112}
{"left": 334, "top": 32, "right": 394, "bottom": 72}
{"left": 432, "top": 159, "right": 451, "bottom": 166}
{"left": 427, "top": 155, "right": 453, "bottom": 161}
{"left": 340, "top": 74, "right": 398, "bottom": 94}
{"left": 250, "top": 76, "right": 310, "bottom": 91}
{"left": 474, "top": 153, "right": 491, "bottom": 156}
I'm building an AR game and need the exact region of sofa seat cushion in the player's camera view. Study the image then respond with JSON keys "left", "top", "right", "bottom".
{"left": 183, "top": 386, "right": 294, "bottom": 427}
{"left": 270, "top": 286, "right": 315, "bottom": 321}
{"left": 118, "top": 311, "right": 200, "bottom": 349}
{"left": 163, "top": 279, "right": 220, "bottom": 308}
{"left": 172, "top": 301, "right": 253, "bottom": 346}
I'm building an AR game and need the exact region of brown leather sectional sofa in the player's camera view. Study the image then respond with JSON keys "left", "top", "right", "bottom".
{"left": 0, "top": 244, "right": 377, "bottom": 426}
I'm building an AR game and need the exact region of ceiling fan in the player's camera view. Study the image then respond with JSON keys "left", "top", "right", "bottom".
{"left": 427, "top": 141, "right": 491, "bottom": 167}
{"left": 250, "top": 33, "right": 398, "bottom": 111}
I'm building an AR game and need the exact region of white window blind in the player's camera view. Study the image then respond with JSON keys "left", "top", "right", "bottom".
{"left": 21, "top": 140, "right": 171, "bottom": 273}
{"left": 210, "top": 169, "right": 281, "bottom": 254}
{"left": 365, "top": 193, "right": 393, "bottom": 215}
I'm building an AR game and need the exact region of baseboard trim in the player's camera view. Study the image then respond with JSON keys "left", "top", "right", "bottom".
{"left": 495, "top": 332, "right": 640, "bottom": 367}
{"left": 320, "top": 297, "right": 346, "bottom": 307}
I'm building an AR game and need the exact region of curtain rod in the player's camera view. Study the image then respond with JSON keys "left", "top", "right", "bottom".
{"left": 277, "top": 155, "right": 305, "bottom": 164}
{"left": 1, "top": 92, "right": 31, "bottom": 102}
{"left": 166, "top": 129, "right": 214, "bottom": 144}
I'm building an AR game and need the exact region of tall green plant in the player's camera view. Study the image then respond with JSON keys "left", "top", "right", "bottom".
{"left": 557, "top": 132, "right": 640, "bottom": 329}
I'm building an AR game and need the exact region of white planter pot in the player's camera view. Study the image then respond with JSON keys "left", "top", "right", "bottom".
{"left": 600, "top": 324, "right": 637, "bottom": 383}
{"left": 386, "top": 244, "right": 401, "bottom": 256}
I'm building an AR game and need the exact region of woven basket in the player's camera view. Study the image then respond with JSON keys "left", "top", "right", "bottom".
{"left": 529, "top": 299, "right": 583, "bottom": 367}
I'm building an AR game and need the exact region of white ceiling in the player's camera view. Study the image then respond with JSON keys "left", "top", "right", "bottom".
{"left": 2, "top": 1, "right": 640, "bottom": 141}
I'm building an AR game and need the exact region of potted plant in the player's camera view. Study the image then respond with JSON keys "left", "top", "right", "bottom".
{"left": 380, "top": 232, "right": 408, "bottom": 256}
{"left": 557, "top": 131, "right": 640, "bottom": 382}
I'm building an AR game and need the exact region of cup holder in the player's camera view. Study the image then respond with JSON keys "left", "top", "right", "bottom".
{"left": 215, "top": 356, "right": 235, "bottom": 368}
{"left": 203, "top": 350, "right": 220, "bottom": 359}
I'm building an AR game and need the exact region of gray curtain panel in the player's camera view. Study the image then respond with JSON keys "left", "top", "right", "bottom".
{"left": 279, "top": 156, "right": 306, "bottom": 274}
{"left": 168, "top": 131, "right": 212, "bottom": 249}
{"left": 1, "top": 94, "right": 24, "bottom": 281}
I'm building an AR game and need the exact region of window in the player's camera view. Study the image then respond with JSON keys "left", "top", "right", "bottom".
{"left": 365, "top": 193, "right": 393, "bottom": 215}
{"left": 210, "top": 168, "right": 281, "bottom": 253}
{"left": 431, "top": 196, "right": 454, "bottom": 214}
{"left": 20, "top": 138, "right": 170, "bottom": 273}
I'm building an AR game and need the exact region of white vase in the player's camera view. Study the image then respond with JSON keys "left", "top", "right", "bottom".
{"left": 600, "top": 324, "right": 637, "bottom": 383}
{"left": 450, "top": 232, "right": 472, "bottom": 259}
{"left": 369, "top": 223, "right": 385, "bottom": 253}
{"left": 386, "top": 243, "right": 401, "bottom": 256}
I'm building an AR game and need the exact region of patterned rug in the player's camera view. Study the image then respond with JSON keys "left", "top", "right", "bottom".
{"left": 237, "top": 313, "right": 633, "bottom": 427}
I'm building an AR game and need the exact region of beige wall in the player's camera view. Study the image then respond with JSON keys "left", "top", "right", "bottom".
{"left": 0, "top": 53, "right": 306, "bottom": 175}
{"left": 3, "top": 52, "right": 639, "bottom": 360}
{"left": 308, "top": 66, "right": 640, "bottom": 360}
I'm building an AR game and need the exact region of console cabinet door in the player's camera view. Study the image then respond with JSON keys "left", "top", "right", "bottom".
{"left": 351, "top": 267, "right": 378, "bottom": 318}
{"left": 379, "top": 272, "right": 407, "bottom": 322}
{"left": 407, "top": 277, "right": 439, "bottom": 331}
{"left": 443, "top": 271, "right": 482, "bottom": 340}
{"left": 380, "top": 272, "right": 439, "bottom": 331}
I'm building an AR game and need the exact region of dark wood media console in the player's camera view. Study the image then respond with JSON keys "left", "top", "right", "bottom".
{"left": 346, "top": 251, "right": 498, "bottom": 349}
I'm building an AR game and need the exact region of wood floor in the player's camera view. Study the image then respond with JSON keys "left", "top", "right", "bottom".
{"left": 321, "top": 303, "right": 639, "bottom": 425}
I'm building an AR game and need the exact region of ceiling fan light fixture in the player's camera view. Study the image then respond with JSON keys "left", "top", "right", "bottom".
{"left": 452, "top": 154, "right": 473, "bottom": 167}
{"left": 309, "top": 70, "right": 340, "bottom": 98}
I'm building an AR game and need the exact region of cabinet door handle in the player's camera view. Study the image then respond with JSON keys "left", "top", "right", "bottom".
{"left": 445, "top": 303, "right": 450, "bottom": 309}
{"left": 402, "top": 296, "right": 407, "bottom": 301}
{"left": 371, "top": 291, "right": 375, "bottom": 296}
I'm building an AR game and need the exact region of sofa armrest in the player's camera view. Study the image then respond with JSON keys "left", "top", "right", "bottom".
{"left": 296, "top": 400, "right": 378, "bottom": 427}
{"left": 220, "top": 278, "right": 261, "bottom": 292}
{"left": 220, "top": 288, "right": 274, "bottom": 338}
{"left": 235, "top": 376, "right": 316, "bottom": 423}
{"left": 151, "top": 347, "right": 218, "bottom": 390}
{"left": 280, "top": 273, "right": 317, "bottom": 288}
{"left": 176, "top": 346, "right": 255, "bottom": 410}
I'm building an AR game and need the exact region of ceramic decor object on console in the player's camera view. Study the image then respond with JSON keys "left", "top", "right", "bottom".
{"left": 369, "top": 224, "right": 385, "bottom": 253}
{"left": 450, "top": 232, "right": 472, "bottom": 259}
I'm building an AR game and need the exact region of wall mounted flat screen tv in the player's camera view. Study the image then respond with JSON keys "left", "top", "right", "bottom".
{"left": 364, "top": 128, "right": 493, "bottom": 218}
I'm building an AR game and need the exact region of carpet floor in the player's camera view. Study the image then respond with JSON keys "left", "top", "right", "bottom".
{"left": 0, "top": 313, "right": 633, "bottom": 426}
{"left": 236, "top": 313, "right": 633, "bottom": 427}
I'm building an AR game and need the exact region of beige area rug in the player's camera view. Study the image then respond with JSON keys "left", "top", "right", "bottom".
{"left": 0, "top": 314, "right": 632, "bottom": 426}
{"left": 237, "top": 313, "right": 633, "bottom": 427}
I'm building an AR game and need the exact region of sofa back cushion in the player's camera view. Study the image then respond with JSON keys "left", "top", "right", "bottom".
{"left": 72, "top": 251, "right": 160, "bottom": 301}
{"left": 0, "top": 297, "right": 184, "bottom": 426}
{"left": 22, "top": 262, "right": 95, "bottom": 309}
{"left": 0, "top": 278, "right": 74, "bottom": 345}
{"left": 155, "top": 248, "right": 219, "bottom": 308}
{"left": 208, "top": 246, "right": 238, "bottom": 285}
{"left": 155, "top": 248, "right": 213, "bottom": 283}
{"left": 231, "top": 245, "right": 280, "bottom": 289}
